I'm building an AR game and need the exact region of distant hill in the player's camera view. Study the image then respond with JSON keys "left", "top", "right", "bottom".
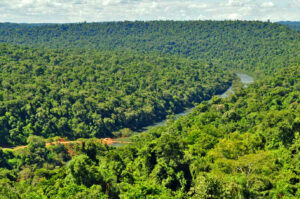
{"left": 278, "top": 21, "right": 300, "bottom": 31}
{"left": 0, "top": 21, "right": 299, "bottom": 74}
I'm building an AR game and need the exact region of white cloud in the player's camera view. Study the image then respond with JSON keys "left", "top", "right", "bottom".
{"left": 102, "top": 0, "right": 122, "bottom": 6}
{"left": 188, "top": 3, "right": 208, "bottom": 9}
{"left": 228, "top": 13, "right": 242, "bottom": 19}
{"left": 292, "top": 0, "right": 300, "bottom": 7}
{"left": 0, "top": 0, "right": 299, "bottom": 23}
{"left": 261, "top": 2, "right": 274, "bottom": 8}
{"left": 226, "top": 0, "right": 246, "bottom": 6}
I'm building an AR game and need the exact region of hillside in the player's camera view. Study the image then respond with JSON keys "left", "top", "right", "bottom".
{"left": 0, "top": 20, "right": 299, "bottom": 198}
{"left": 0, "top": 43, "right": 233, "bottom": 146}
{"left": 0, "top": 62, "right": 299, "bottom": 198}
{"left": 1, "top": 21, "right": 299, "bottom": 74}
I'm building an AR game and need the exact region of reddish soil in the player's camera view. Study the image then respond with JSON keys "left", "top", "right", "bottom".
{"left": 2, "top": 138, "right": 131, "bottom": 151}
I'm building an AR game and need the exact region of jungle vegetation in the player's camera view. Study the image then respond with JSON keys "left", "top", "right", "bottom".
{"left": 0, "top": 62, "right": 299, "bottom": 198}
{"left": 0, "top": 21, "right": 299, "bottom": 74}
{"left": 0, "top": 43, "right": 234, "bottom": 146}
{"left": 0, "top": 20, "right": 299, "bottom": 198}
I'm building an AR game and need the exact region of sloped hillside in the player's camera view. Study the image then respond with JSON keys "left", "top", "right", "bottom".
{"left": 1, "top": 21, "right": 299, "bottom": 73}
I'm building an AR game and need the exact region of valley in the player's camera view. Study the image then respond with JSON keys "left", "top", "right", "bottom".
{"left": 0, "top": 20, "right": 299, "bottom": 198}
{"left": 143, "top": 73, "right": 254, "bottom": 131}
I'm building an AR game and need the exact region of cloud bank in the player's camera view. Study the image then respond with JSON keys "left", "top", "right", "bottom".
{"left": 0, "top": 0, "right": 299, "bottom": 23}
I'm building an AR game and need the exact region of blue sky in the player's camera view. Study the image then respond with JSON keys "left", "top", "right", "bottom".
{"left": 0, "top": 0, "right": 299, "bottom": 23}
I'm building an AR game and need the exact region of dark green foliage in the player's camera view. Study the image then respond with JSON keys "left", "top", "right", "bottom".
{"left": 26, "top": 136, "right": 49, "bottom": 168}
{"left": 1, "top": 64, "right": 298, "bottom": 198}
{"left": 0, "top": 20, "right": 299, "bottom": 198}
{"left": 0, "top": 65, "right": 299, "bottom": 198}
{"left": 0, "top": 21, "right": 299, "bottom": 74}
{"left": 68, "top": 155, "right": 102, "bottom": 187}
{"left": 0, "top": 43, "right": 233, "bottom": 146}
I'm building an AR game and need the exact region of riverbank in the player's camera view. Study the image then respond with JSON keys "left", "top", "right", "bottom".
{"left": 140, "top": 73, "right": 254, "bottom": 131}
{"left": 2, "top": 73, "right": 254, "bottom": 150}
{"left": 2, "top": 138, "right": 131, "bottom": 151}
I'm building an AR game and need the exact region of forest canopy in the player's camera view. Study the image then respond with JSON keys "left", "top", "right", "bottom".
{"left": 0, "top": 20, "right": 299, "bottom": 198}
{"left": 0, "top": 62, "right": 299, "bottom": 199}
{"left": 0, "top": 21, "right": 299, "bottom": 74}
{"left": 0, "top": 43, "right": 233, "bottom": 146}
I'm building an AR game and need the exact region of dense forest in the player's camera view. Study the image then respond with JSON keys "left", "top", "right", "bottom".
{"left": 0, "top": 43, "right": 234, "bottom": 146}
{"left": 0, "top": 21, "right": 299, "bottom": 74}
{"left": 0, "top": 20, "right": 299, "bottom": 198}
{"left": 0, "top": 62, "right": 299, "bottom": 198}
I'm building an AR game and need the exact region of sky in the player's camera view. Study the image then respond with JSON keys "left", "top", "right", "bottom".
{"left": 0, "top": 0, "right": 299, "bottom": 23}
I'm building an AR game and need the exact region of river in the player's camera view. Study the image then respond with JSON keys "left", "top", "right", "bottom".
{"left": 3, "top": 74, "right": 254, "bottom": 150}
{"left": 112, "top": 73, "right": 254, "bottom": 146}
{"left": 143, "top": 73, "right": 254, "bottom": 130}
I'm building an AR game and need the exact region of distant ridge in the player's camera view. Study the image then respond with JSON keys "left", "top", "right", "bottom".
{"left": 277, "top": 21, "right": 300, "bottom": 31}
{"left": 0, "top": 21, "right": 299, "bottom": 74}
